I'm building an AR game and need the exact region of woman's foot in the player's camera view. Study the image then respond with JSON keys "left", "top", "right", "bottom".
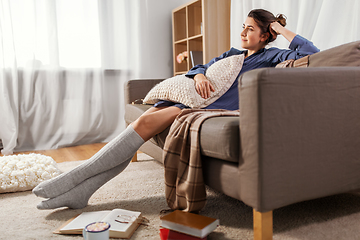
{"left": 36, "top": 158, "right": 131, "bottom": 209}
{"left": 32, "top": 125, "right": 144, "bottom": 199}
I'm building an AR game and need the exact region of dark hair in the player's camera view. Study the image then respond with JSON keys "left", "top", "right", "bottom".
{"left": 248, "top": 9, "right": 287, "bottom": 44}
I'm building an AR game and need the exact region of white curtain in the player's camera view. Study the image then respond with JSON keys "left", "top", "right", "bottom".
{"left": 231, "top": 0, "right": 360, "bottom": 51}
{"left": 0, "top": 0, "right": 187, "bottom": 155}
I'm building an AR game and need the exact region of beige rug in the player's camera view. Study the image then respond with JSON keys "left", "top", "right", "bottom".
{"left": 1, "top": 153, "right": 360, "bottom": 240}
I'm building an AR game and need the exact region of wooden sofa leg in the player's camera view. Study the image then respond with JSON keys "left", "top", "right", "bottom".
{"left": 253, "top": 209, "right": 273, "bottom": 240}
{"left": 131, "top": 151, "right": 138, "bottom": 162}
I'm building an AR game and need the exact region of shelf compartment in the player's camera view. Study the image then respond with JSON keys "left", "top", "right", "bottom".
{"left": 188, "top": 36, "right": 203, "bottom": 67}
{"left": 173, "top": 8, "right": 187, "bottom": 42}
{"left": 174, "top": 41, "right": 188, "bottom": 73}
{"left": 188, "top": 36, "right": 203, "bottom": 51}
{"left": 172, "top": 0, "right": 230, "bottom": 75}
{"left": 187, "top": 1, "right": 202, "bottom": 38}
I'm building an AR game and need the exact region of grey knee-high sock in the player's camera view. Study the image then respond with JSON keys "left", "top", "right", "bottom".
{"left": 33, "top": 125, "right": 144, "bottom": 199}
{"left": 37, "top": 158, "right": 132, "bottom": 210}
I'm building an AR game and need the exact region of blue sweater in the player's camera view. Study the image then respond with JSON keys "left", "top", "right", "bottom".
{"left": 185, "top": 35, "right": 319, "bottom": 110}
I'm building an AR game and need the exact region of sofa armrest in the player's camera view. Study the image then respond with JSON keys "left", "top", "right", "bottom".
{"left": 124, "top": 79, "right": 164, "bottom": 104}
{"left": 238, "top": 67, "right": 360, "bottom": 212}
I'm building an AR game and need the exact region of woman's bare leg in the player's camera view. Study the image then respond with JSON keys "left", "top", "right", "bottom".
{"left": 131, "top": 106, "right": 182, "bottom": 141}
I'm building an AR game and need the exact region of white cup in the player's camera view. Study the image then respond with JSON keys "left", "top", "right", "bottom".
{"left": 83, "top": 222, "right": 111, "bottom": 240}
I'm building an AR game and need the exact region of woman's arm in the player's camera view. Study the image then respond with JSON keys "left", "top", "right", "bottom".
{"left": 268, "top": 21, "right": 319, "bottom": 63}
{"left": 269, "top": 35, "right": 319, "bottom": 64}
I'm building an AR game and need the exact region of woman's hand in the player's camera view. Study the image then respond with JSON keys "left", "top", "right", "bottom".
{"left": 193, "top": 74, "right": 215, "bottom": 99}
{"left": 270, "top": 21, "right": 296, "bottom": 43}
{"left": 270, "top": 21, "right": 282, "bottom": 35}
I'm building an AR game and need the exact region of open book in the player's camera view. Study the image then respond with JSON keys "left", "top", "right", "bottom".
{"left": 54, "top": 209, "right": 142, "bottom": 239}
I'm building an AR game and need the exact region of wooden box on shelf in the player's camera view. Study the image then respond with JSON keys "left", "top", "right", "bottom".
{"left": 172, "top": 0, "right": 231, "bottom": 75}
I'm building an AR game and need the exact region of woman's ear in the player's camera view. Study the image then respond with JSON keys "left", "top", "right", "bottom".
{"left": 260, "top": 32, "right": 270, "bottom": 43}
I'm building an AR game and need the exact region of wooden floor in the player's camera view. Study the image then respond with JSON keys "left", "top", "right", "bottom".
{"left": 0, "top": 143, "right": 107, "bottom": 163}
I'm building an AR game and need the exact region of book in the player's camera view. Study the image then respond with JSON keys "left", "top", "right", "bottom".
{"left": 190, "top": 51, "right": 203, "bottom": 67}
{"left": 160, "top": 228, "right": 207, "bottom": 240}
{"left": 54, "top": 209, "right": 142, "bottom": 239}
{"left": 160, "top": 210, "right": 219, "bottom": 238}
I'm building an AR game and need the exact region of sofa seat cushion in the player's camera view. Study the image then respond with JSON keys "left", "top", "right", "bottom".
{"left": 125, "top": 103, "right": 240, "bottom": 163}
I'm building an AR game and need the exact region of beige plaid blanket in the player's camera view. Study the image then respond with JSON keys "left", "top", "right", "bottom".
{"left": 163, "top": 109, "right": 240, "bottom": 212}
{"left": 275, "top": 55, "right": 309, "bottom": 68}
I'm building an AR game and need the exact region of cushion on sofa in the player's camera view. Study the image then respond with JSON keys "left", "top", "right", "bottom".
{"left": 309, "top": 40, "right": 360, "bottom": 67}
{"left": 125, "top": 103, "right": 240, "bottom": 163}
{"left": 143, "top": 54, "right": 244, "bottom": 109}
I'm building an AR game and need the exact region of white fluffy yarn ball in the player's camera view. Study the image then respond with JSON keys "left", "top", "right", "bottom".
{"left": 0, "top": 153, "right": 62, "bottom": 193}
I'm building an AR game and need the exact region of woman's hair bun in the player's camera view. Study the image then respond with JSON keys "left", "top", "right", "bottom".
{"left": 276, "top": 14, "right": 287, "bottom": 27}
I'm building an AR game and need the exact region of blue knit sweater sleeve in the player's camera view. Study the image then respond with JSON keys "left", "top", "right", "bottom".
{"left": 267, "top": 35, "right": 320, "bottom": 64}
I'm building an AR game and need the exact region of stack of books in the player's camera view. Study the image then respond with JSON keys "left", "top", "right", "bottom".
{"left": 159, "top": 210, "right": 220, "bottom": 240}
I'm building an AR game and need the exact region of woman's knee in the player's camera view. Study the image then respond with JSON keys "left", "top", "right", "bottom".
{"left": 131, "top": 106, "right": 181, "bottom": 138}
{"left": 134, "top": 113, "right": 153, "bottom": 130}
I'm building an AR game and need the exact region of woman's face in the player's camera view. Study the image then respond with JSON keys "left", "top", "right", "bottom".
{"left": 240, "top": 17, "right": 268, "bottom": 52}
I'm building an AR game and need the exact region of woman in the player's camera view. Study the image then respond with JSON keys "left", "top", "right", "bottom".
{"left": 33, "top": 9, "right": 319, "bottom": 209}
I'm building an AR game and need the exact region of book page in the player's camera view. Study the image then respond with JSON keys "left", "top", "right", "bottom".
{"left": 60, "top": 211, "right": 110, "bottom": 231}
{"left": 102, "top": 209, "right": 141, "bottom": 232}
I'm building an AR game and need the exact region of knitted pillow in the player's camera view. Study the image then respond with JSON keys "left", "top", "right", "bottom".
{"left": 0, "top": 153, "right": 62, "bottom": 193}
{"left": 143, "top": 54, "right": 244, "bottom": 109}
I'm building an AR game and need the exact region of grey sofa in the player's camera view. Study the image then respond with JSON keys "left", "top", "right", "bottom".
{"left": 124, "top": 66, "right": 360, "bottom": 239}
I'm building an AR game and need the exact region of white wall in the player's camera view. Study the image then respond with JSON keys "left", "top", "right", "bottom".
{"left": 134, "top": 0, "right": 190, "bottom": 78}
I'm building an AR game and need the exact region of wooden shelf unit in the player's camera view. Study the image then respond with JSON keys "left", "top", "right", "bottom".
{"left": 172, "top": 0, "right": 231, "bottom": 75}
